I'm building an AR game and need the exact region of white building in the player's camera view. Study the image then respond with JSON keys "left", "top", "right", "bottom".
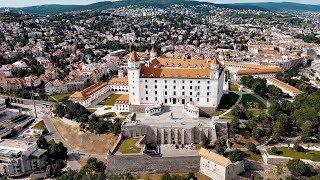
{"left": 24, "top": 75, "right": 41, "bottom": 88}
{"left": 234, "top": 68, "right": 282, "bottom": 81}
{"left": 115, "top": 94, "right": 129, "bottom": 112}
{"left": 44, "top": 80, "right": 68, "bottom": 95}
{"left": 267, "top": 78, "right": 302, "bottom": 97}
{"left": 0, "top": 98, "right": 6, "bottom": 114}
{"left": 199, "top": 148, "right": 245, "bottom": 180}
{"left": 0, "top": 139, "right": 47, "bottom": 177}
{"left": 107, "top": 77, "right": 129, "bottom": 93}
{"left": 127, "top": 51, "right": 225, "bottom": 115}
{"left": 69, "top": 81, "right": 109, "bottom": 108}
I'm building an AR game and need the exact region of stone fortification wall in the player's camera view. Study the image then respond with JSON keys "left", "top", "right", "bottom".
{"left": 106, "top": 154, "right": 200, "bottom": 176}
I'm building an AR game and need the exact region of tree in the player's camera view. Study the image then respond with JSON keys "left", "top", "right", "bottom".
{"left": 246, "top": 142, "right": 258, "bottom": 154}
{"left": 214, "top": 138, "right": 227, "bottom": 155}
{"left": 229, "top": 118, "right": 239, "bottom": 134}
{"left": 272, "top": 121, "right": 282, "bottom": 142}
{"left": 252, "top": 128, "right": 263, "bottom": 140}
{"left": 48, "top": 142, "right": 67, "bottom": 161}
{"left": 271, "top": 147, "right": 280, "bottom": 154}
{"left": 36, "top": 136, "right": 49, "bottom": 149}
{"left": 293, "top": 107, "right": 318, "bottom": 125}
{"left": 287, "top": 159, "right": 315, "bottom": 177}
{"left": 201, "top": 135, "right": 210, "bottom": 148}
{"left": 300, "top": 120, "right": 313, "bottom": 142}
{"left": 46, "top": 165, "right": 53, "bottom": 177}
{"left": 229, "top": 149, "right": 244, "bottom": 162}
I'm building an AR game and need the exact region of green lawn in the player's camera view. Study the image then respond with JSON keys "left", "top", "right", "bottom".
{"left": 247, "top": 109, "right": 264, "bottom": 116}
{"left": 118, "top": 138, "right": 141, "bottom": 154}
{"left": 267, "top": 147, "right": 320, "bottom": 162}
{"left": 218, "top": 92, "right": 240, "bottom": 109}
{"left": 49, "top": 94, "right": 72, "bottom": 102}
{"left": 48, "top": 139, "right": 56, "bottom": 145}
{"left": 87, "top": 108, "right": 97, "bottom": 113}
{"left": 244, "top": 150, "right": 262, "bottom": 162}
{"left": 211, "top": 110, "right": 225, "bottom": 117}
{"left": 33, "top": 120, "right": 46, "bottom": 130}
{"left": 104, "top": 107, "right": 112, "bottom": 111}
{"left": 120, "top": 112, "right": 130, "bottom": 116}
{"left": 99, "top": 112, "right": 117, "bottom": 118}
{"left": 98, "top": 94, "right": 122, "bottom": 106}
{"left": 230, "top": 84, "right": 239, "bottom": 91}
{"left": 240, "top": 94, "right": 266, "bottom": 109}
{"left": 224, "top": 111, "right": 236, "bottom": 119}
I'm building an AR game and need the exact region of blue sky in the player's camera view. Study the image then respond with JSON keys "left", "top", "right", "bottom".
{"left": 0, "top": 0, "right": 319, "bottom": 7}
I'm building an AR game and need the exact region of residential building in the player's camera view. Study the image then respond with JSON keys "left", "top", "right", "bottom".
{"left": 0, "top": 98, "right": 6, "bottom": 114}
{"left": 0, "top": 139, "right": 47, "bottom": 177}
{"left": 44, "top": 80, "right": 68, "bottom": 95}
{"left": 199, "top": 148, "right": 245, "bottom": 180}
{"left": 24, "top": 75, "right": 41, "bottom": 88}
{"left": 0, "top": 64, "right": 14, "bottom": 77}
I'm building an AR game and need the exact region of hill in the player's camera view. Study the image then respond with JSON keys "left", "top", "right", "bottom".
{"left": 0, "top": 0, "right": 266, "bottom": 16}
{"left": 235, "top": 2, "right": 320, "bottom": 12}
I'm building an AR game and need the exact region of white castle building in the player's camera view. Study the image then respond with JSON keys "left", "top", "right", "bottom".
{"left": 127, "top": 49, "right": 225, "bottom": 116}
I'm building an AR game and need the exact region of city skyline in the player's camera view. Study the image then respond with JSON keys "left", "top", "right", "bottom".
{"left": 0, "top": 0, "right": 319, "bottom": 8}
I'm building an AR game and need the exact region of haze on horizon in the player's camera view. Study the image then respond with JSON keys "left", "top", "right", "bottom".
{"left": 0, "top": 0, "right": 319, "bottom": 8}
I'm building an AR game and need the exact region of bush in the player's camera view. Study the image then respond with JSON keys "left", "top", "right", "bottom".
{"left": 229, "top": 149, "right": 244, "bottom": 163}
{"left": 271, "top": 147, "right": 281, "bottom": 154}
{"left": 246, "top": 142, "right": 258, "bottom": 154}
{"left": 287, "top": 159, "right": 315, "bottom": 177}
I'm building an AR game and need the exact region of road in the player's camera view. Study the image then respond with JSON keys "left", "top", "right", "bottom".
{"left": 4, "top": 95, "right": 106, "bottom": 170}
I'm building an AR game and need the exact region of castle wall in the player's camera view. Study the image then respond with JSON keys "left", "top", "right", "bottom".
{"left": 106, "top": 154, "right": 200, "bottom": 176}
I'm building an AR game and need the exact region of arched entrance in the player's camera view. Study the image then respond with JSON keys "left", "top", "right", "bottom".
{"left": 172, "top": 98, "right": 177, "bottom": 104}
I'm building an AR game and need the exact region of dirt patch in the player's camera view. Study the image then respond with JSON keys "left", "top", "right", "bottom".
{"left": 136, "top": 172, "right": 211, "bottom": 180}
{"left": 230, "top": 132, "right": 259, "bottom": 148}
{"left": 78, "top": 157, "right": 107, "bottom": 168}
{"left": 52, "top": 117, "right": 117, "bottom": 154}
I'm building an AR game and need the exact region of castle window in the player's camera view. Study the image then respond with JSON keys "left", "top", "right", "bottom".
{"left": 145, "top": 85, "right": 148, "bottom": 88}
{"left": 155, "top": 85, "right": 157, "bottom": 89}
{"left": 146, "top": 91, "right": 148, "bottom": 94}
{"left": 198, "top": 81, "right": 200, "bottom": 84}
{"left": 155, "top": 80, "right": 157, "bottom": 83}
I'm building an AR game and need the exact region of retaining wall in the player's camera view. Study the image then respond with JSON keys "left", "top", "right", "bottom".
{"left": 106, "top": 154, "right": 200, "bottom": 176}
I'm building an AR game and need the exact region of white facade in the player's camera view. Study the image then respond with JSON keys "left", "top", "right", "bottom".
{"left": 199, "top": 148, "right": 245, "bottom": 180}
{"left": 0, "top": 98, "right": 6, "bottom": 114}
{"left": 127, "top": 55, "right": 224, "bottom": 109}
{"left": 115, "top": 104, "right": 129, "bottom": 112}
{"left": 0, "top": 139, "right": 47, "bottom": 177}
{"left": 234, "top": 72, "right": 277, "bottom": 81}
